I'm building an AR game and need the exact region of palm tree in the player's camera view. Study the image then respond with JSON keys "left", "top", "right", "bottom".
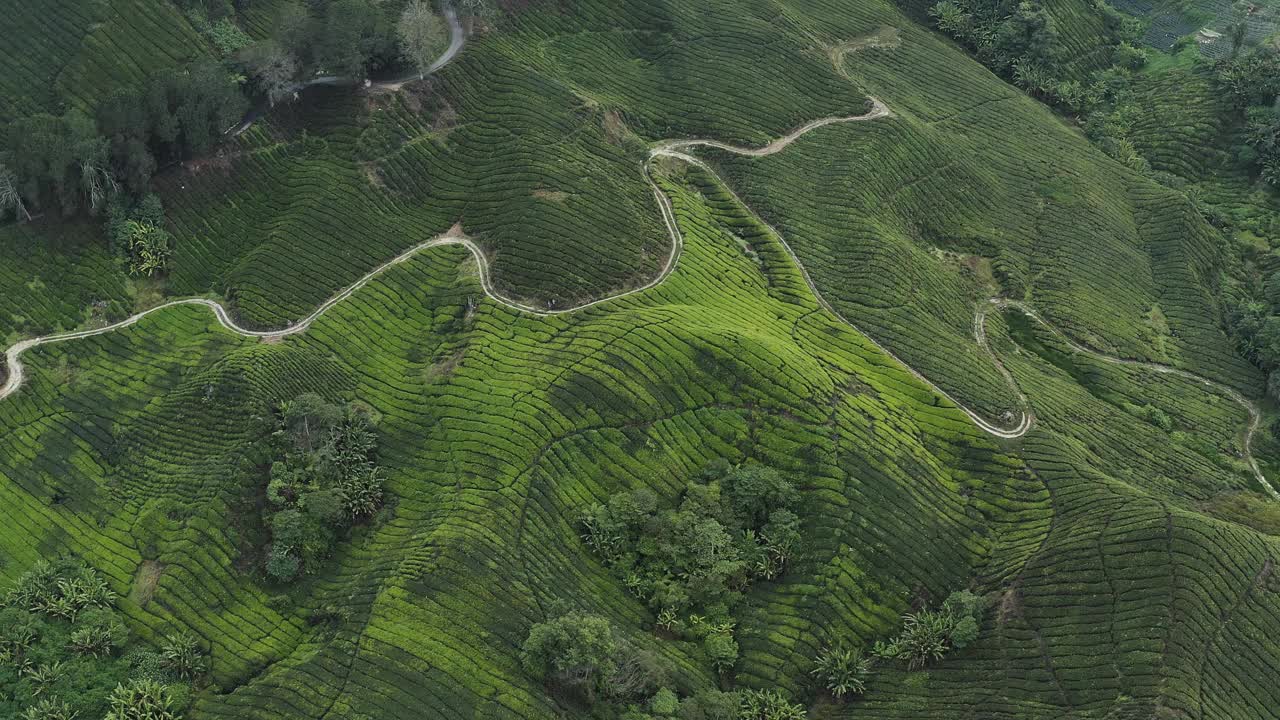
{"left": 105, "top": 679, "right": 178, "bottom": 720}
{"left": 160, "top": 633, "right": 207, "bottom": 679}
{"left": 21, "top": 697, "right": 77, "bottom": 720}
{"left": 24, "top": 661, "right": 65, "bottom": 695}
{"left": 811, "top": 644, "right": 873, "bottom": 699}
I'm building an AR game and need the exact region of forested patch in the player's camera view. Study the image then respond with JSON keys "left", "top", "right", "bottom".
{"left": 579, "top": 461, "right": 801, "bottom": 671}
{"left": 1, "top": 559, "right": 206, "bottom": 720}
{"left": 261, "top": 394, "right": 386, "bottom": 581}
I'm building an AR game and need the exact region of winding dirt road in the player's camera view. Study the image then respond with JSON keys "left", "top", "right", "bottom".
{"left": 985, "top": 300, "right": 1277, "bottom": 498}
{"left": 3, "top": 95, "right": 1272, "bottom": 496}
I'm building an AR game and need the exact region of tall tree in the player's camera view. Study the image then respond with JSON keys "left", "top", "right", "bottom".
{"left": 241, "top": 40, "right": 300, "bottom": 105}
{"left": 0, "top": 162, "right": 31, "bottom": 222}
{"left": 398, "top": 0, "right": 440, "bottom": 78}
{"left": 5, "top": 112, "right": 111, "bottom": 215}
{"left": 459, "top": 0, "right": 494, "bottom": 20}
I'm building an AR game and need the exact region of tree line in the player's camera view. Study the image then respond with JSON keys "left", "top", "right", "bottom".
{"left": 1216, "top": 48, "right": 1280, "bottom": 188}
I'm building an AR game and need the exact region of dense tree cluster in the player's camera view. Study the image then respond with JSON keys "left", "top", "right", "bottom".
{"left": 0, "top": 59, "right": 246, "bottom": 224}
{"left": 520, "top": 611, "right": 664, "bottom": 704}
{"left": 264, "top": 394, "right": 386, "bottom": 581}
{"left": 237, "top": 0, "right": 401, "bottom": 102}
{"left": 931, "top": 0, "right": 1152, "bottom": 109}
{"left": 0, "top": 0, "right": 445, "bottom": 224}
{"left": 871, "top": 590, "right": 986, "bottom": 670}
{"left": 520, "top": 611, "right": 811, "bottom": 720}
{"left": 928, "top": 0, "right": 1066, "bottom": 78}
{"left": 98, "top": 61, "right": 247, "bottom": 191}
{"left": 579, "top": 461, "right": 802, "bottom": 672}
{"left": 1, "top": 559, "right": 205, "bottom": 720}
{"left": 398, "top": 0, "right": 443, "bottom": 78}
{"left": 1226, "top": 289, "right": 1280, "bottom": 395}
{"left": 928, "top": 0, "right": 1165, "bottom": 175}
{"left": 2, "top": 113, "right": 113, "bottom": 219}
{"left": 1215, "top": 49, "right": 1280, "bottom": 188}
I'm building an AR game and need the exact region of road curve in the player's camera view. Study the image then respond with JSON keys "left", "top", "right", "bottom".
{"left": 4, "top": 96, "right": 1272, "bottom": 495}
{"left": 986, "top": 300, "right": 1278, "bottom": 499}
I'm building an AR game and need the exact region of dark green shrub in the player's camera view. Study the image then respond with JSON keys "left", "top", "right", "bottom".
{"left": 650, "top": 687, "right": 679, "bottom": 715}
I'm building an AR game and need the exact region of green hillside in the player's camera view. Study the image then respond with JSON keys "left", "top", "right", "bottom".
{"left": 2, "top": 0, "right": 1280, "bottom": 718}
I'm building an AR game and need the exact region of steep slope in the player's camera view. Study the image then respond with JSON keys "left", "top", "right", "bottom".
{"left": 2, "top": 0, "right": 1280, "bottom": 718}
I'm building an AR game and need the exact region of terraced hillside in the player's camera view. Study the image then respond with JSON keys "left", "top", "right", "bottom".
{"left": 3, "top": 0, "right": 1280, "bottom": 718}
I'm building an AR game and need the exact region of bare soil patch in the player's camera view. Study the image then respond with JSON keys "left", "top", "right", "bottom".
{"left": 129, "top": 560, "right": 166, "bottom": 607}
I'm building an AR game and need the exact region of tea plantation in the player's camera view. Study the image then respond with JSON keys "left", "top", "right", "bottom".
{"left": 2, "top": 0, "right": 1280, "bottom": 718}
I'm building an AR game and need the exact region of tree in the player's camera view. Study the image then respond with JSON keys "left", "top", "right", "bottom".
{"left": 521, "top": 612, "right": 619, "bottom": 698}
{"left": 276, "top": 2, "right": 314, "bottom": 62}
{"left": 0, "top": 162, "right": 31, "bottom": 222}
{"left": 315, "top": 0, "right": 395, "bottom": 78}
{"left": 930, "top": 1, "right": 975, "bottom": 40}
{"left": 703, "top": 631, "right": 738, "bottom": 674}
{"left": 459, "top": 0, "right": 494, "bottom": 19}
{"left": 20, "top": 698, "right": 76, "bottom": 720}
{"left": 759, "top": 508, "right": 801, "bottom": 575}
{"left": 69, "top": 608, "right": 129, "bottom": 657}
{"left": 991, "top": 1, "right": 1059, "bottom": 69}
{"left": 873, "top": 590, "right": 987, "bottom": 670}
{"left": 282, "top": 394, "right": 343, "bottom": 452}
{"left": 240, "top": 40, "right": 300, "bottom": 105}
{"left": 398, "top": 0, "right": 440, "bottom": 79}
{"left": 810, "top": 644, "right": 872, "bottom": 699}
{"left": 74, "top": 126, "right": 115, "bottom": 212}
{"left": 262, "top": 395, "right": 385, "bottom": 581}
{"left": 1229, "top": 1, "right": 1251, "bottom": 59}
{"left": 650, "top": 687, "right": 679, "bottom": 715}
{"left": 5, "top": 112, "right": 113, "bottom": 216}
{"left": 738, "top": 689, "right": 806, "bottom": 720}
{"left": 724, "top": 464, "right": 796, "bottom": 527}
{"left": 119, "top": 220, "right": 174, "bottom": 276}
{"left": 99, "top": 88, "right": 157, "bottom": 195}
{"left": 1264, "top": 155, "right": 1280, "bottom": 188}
